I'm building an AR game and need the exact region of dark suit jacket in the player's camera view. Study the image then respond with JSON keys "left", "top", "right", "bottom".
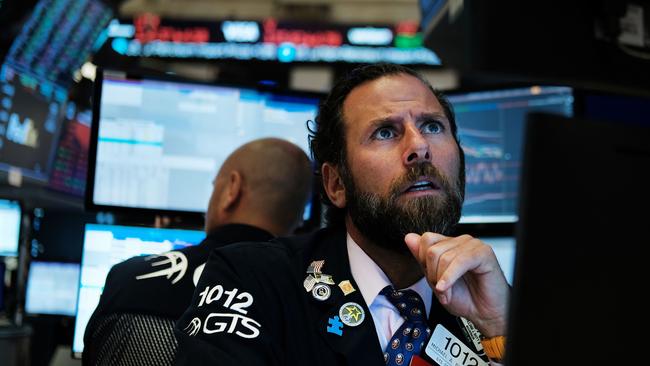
{"left": 174, "top": 227, "right": 487, "bottom": 365}
{"left": 83, "top": 224, "right": 273, "bottom": 358}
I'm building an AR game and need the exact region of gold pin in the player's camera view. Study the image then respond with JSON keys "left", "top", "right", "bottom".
{"left": 338, "top": 280, "right": 356, "bottom": 296}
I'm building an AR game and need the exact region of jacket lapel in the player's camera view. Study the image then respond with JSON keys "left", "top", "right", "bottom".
{"left": 303, "top": 228, "right": 385, "bottom": 365}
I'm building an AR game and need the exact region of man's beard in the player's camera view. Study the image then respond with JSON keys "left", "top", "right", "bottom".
{"left": 343, "top": 162, "right": 465, "bottom": 254}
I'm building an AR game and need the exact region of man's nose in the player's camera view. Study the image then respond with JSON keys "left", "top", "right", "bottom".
{"left": 402, "top": 126, "right": 431, "bottom": 166}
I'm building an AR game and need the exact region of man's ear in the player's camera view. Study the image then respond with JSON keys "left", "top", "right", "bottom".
{"left": 322, "top": 162, "right": 346, "bottom": 208}
{"left": 221, "top": 170, "right": 243, "bottom": 211}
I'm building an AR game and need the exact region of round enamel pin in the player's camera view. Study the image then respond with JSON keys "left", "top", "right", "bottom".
{"left": 338, "top": 302, "right": 365, "bottom": 327}
{"left": 312, "top": 283, "right": 331, "bottom": 301}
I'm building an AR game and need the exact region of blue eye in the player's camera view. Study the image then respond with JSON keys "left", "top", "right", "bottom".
{"left": 374, "top": 127, "right": 396, "bottom": 140}
{"left": 422, "top": 121, "right": 443, "bottom": 134}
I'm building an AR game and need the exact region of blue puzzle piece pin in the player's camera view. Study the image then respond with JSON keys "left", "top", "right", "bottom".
{"left": 327, "top": 316, "right": 343, "bottom": 336}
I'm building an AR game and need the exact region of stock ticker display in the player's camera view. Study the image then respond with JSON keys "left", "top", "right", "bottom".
{"left": 3, "top": 0, "right": 112, "bottom": 88}
{"left": 449, "top": 86, "right": 574, "bottom": 224}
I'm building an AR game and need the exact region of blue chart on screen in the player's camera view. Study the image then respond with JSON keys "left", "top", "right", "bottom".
{"left": 448, "top": 86, "right": 573, "bottom": 224}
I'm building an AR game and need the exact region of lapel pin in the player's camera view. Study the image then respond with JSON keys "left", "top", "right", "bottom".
{"left": 303, "top": 274, "right": 317, "bottom": 292}
{"left": 338, "top": 280, "right": 356, "bottom": 296}
{"left": 338, "top": 302, "right": 365, "bottom": 327}
{"left": 326, "top": 315, "right": 343, "bottom": 336}
{"left": 307, "top": 260, "right": 324, "bottom": 274}
{"left": 317, "top": 274, "right": 335, "bottom": 285}
{"left": 312, "top": 283, "right": 331, "bottom": 301}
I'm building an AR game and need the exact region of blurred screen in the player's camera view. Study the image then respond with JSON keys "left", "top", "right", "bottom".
{"left": 3, "top": 0, "right": 112, "bottom": 88}
{"left": 0, "top": 65, "right": 65, "bottom": 180}
{"left": 48, "top": 101, "right": 91, "bottom": 196}
{"left": 72, "top": 223, "right": 205, "bottom": 356}
{"left": 0, "top": 198, "right": 21, "bottom": 257}
{"left": 25, "top": 261, "right": 80, "bottom": 316}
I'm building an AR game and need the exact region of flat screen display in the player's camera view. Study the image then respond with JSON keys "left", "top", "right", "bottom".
{"left": 72, "top": 223, "right": 205, "bottom": 356}
{"left": 25, "top": 261, "right": 80, "bottom": 316}
{"left": 0, "top": 198, "right": 21, "bottom": 257}
{"left": 88, "top": 70, "right": 321, "bottom": 222}
{"left": 0, "top": 64, "right": 65, "bottom": 181}
{"left": 449, "top": 85, "right": 574, "bottom": 223}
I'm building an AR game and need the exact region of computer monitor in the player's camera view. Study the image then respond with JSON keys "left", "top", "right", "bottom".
{"left": 72, "top": 223, "right": 205, "bottom": 357}
{"left": 86, "top": 69, "right": 323, "bottom": 224}
{"left": 0, "top": 64, "right": 66, "bottom": 181}
{"left": 447, "top": 85, "right": 574, "bottom": 224}
{"left": 48, "top": 101, "right": 91, "bottom": 196}
{"left": 0, "top": 198, "right": 21, "bottom": 257}
{"left": 2, "top": 0, "right": 112, "bottom": 89}
{"left": 25, "top": 261, "right": 80, "bottom": 316}
{"left": 505, "top": 112, "right": 650, "bottom": 365}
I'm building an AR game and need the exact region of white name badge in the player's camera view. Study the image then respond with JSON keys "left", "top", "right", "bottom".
{"left": 425, "top": 324, "right": 488, "bottom": 366}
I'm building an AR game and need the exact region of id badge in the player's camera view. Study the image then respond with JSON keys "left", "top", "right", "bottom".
{"left": 424, "top": 324, "right": 489, "bottom": 366}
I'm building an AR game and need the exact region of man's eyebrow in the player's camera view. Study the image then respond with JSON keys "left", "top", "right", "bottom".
{"left": 367, "top": 117, "right": 400, "bottom": 128}
{"left": 416, "top": 112, "right": 449, "bottom": 123}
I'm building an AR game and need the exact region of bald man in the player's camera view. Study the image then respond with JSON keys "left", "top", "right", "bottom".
{"left": 82, "top": 138, "right": 313, "bottom": 366}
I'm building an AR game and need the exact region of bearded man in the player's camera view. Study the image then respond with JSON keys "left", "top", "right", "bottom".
{"left": 173, "top": 63, "right": 510, "bottom": 366}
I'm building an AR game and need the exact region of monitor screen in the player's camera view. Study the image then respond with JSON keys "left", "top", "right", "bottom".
{"left": 2, "top": 0, "right": 112, "bottom": 88}
{"left": 87, "top": 70, "right": 322, "bottom": 221}
{"left": 0, "top": 198, "right": 21, "bottom": 257}
{"left": 448, "top": 85, "right": 574, "bottom": 224}
{"left": 0, "top": 64, "right": 66, "bottom": 181}
{"left": 72, "top": 223, "right": 205, "bottom": 356}
{"left": 48, "top": 101, "right": 91, "bottom": 196}
{"left": 505, "top": 112, "right": 650, "bottom": 365}
{"left": 25, "top": 261, "right": 80, "bottom": 316}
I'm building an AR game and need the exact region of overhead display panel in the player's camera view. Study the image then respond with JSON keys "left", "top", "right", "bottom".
{"left": 99, "top": 15, "right": 442, "bottom": 66}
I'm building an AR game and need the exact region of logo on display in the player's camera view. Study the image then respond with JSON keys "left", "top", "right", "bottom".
{"left": 136, "top": 251, "right": 188, "bottom": 284}
{"left": 222, "top": 21, "right": 260, "bottom": 43}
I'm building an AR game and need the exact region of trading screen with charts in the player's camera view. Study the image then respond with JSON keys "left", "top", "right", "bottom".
{"left": 90, "top": 72, "right": 320, "bottom": 217}
{"left": 449, "top": 86, "right": 574, "bottom": 224}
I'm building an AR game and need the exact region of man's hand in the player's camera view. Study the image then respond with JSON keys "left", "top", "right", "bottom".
{"left": 404, "top": 232, "right": 509, "bottom": 337}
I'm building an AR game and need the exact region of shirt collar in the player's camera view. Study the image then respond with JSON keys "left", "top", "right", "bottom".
{"left": 346, "top": 233, "right": 432, "bottom": 315}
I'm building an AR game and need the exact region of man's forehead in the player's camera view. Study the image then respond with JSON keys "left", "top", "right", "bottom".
{"left": 341, "top": 74, "right": 441, "bottom": 126}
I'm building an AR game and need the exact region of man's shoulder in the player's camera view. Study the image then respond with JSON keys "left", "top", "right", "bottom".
{"left": 213, "top": 227, "right": 340, "bottom": 263}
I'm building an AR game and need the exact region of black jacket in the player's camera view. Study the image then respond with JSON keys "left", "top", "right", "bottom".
{"left": 83, "top": 224, "right": 273, "bottom": 354}
{"left": 174, "top": 227, "right": 487, "bottom": 365}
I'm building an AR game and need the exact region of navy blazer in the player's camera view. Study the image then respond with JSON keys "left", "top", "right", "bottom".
{"left": 174, "top": 227, "right": 487, "bottom": 365}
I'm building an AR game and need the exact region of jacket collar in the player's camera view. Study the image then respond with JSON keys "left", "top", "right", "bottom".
{"left": 302, "top": 227, "right": 385, "bottom": 365}
{"left": 204, "top": 223, "right": 273, "bottom": 248}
